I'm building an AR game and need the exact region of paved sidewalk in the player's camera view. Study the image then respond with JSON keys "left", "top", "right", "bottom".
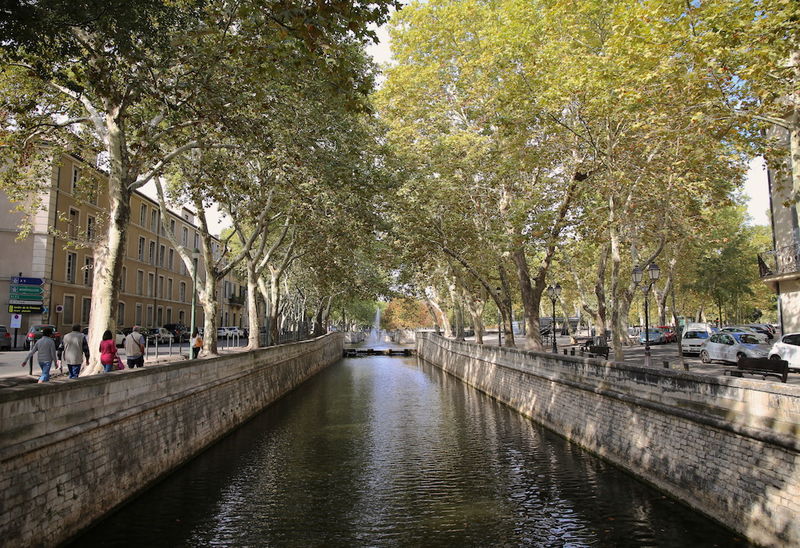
{"left": 0, "top": 341, "right": 252, "bottom": 388}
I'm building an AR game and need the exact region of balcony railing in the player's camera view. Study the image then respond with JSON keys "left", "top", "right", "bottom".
{"left": 758, "top": 243, "right": 800, "bottom": 278}
{"left": 228, "top": 293, "right": 245, "bottom": 306}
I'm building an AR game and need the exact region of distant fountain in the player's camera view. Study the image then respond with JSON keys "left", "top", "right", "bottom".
{"left": 368, "top": 307, "right": 383, "bottom": 345}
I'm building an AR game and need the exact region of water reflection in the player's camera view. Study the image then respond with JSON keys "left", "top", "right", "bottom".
{"left": 71, "top": 355, "right": 749, "bottom": 547}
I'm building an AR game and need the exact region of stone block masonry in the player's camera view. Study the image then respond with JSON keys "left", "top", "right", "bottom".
{"left": 0, "top": 333, "right": 343, "bottom": 547}
{"left": 417, "top": 333, "right": 800, "bottom": 548}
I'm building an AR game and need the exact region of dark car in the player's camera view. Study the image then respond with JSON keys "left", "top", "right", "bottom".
{"left": 163, "top": 323, "right": 189, "bottom": 342}
{"left": 24, "top": 324, "right": 62, "bottom": 350}
{"left": 0, "top": 325, "right": 11, "bottom": 350}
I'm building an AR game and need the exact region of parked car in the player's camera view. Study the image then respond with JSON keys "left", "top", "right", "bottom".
{"left": 719, "top": 326, "right": 769, "bottom": 344}
{"left": 656, "top": 326, "right": 676, "bottom": 343}
{"left": 744, "top": 324, "right": 774, "bottom": 340}
{"left": 700, "top": 332, "right": 770, "bottom": 364}
{"left": 148, "top": 327, "right": 175, "bottom": 344}
{"left": 82, "top": 327, "right": 125, "bottom": 347}
{"left": 163, "top": 323, "right": 189, "bottom": 342}
{"left": 682, "top": 322, "right": 718, "bottom": 336}
{"left": 681, "top": 330, "right": 710, "bottom": 355}
{"left": 639, "top": 329, "right": 666, "bottom": 345}
{"left": 217, "top": 326, "right": 244, "bottom": 338}
{"left": 24, "top": 324, "right": 62, "bottom": 350}
{"left": 0, "top": 325, "right": 11, "bottom": 350}
{"left": 768, "top": 333, "right": 800, "bottom": 368}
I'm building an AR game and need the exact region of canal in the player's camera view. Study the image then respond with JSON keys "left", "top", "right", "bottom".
{"left": 72, "top": 353, "right": 749, "bottom": 546}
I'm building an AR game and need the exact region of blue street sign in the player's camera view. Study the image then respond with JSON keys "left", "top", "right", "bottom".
{"left": 10, "top": 277, "right": 45, "bottom": 286}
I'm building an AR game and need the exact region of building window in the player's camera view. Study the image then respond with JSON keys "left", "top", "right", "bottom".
{"left": 194, "top": 232, "right": 199, "bottom": 249}
{"left": 81, "top": 297, "right": 91, "bottom": 324}
{"left": 168, "top": 249, "right": 174, "bottom": 270}
{"left": 87, "top": 179, "right": 98, "bottom": 206}
{"left": 120, "top": 266, "right": 127, "bottom": 292}
{"left": 167, "top": 278, "right": 173, "bottom": 301}
{"left": 138, "top": 237, "right": 145, "bottom": 261}
{"left": 135, "top": 303, "right": 143, "bottom": 325}
{"left": 70, "top": 166, "right": 79, "bottom": 193}
{"left": 147, "top": 273, "right": 155, "bottom": 297}
{"left": 66, "top": 252, "right": 77, "bottom": 284}
{"left": 156, "top": 306, "right": 163, "bottom": 327}
{"left": 83, "top": 256, "right": 94, "bottom": 286}
{"left": 151, "top": 209, "right": 159, "bottom": 233}
{"left": 158, "top": 276, "right": 164, "bottom": 298}
{"left": 117, "top": 302, "right": 125, "bottom": 326}
{"left": 86, "top": 215, "right": 95, "bottom": 241}
{"left": 149, "top": 241, "right": 156, "bottom": 265}
{"left": 166, "top": 308, "right": 173, "bottom": 324}
{"left": 178, "top": 310, "right": 185, "bottom": 323}
{"left": 179, "top": 282, "right": 186, "bottom": 303}
{"left": 170, "top": 219, "right": 176, "bottom": 236}
{"left": 68, "top": 208, "right": 79, "bottom": 238}
{"left": 182, "top": 227, "right": 188, "bottom": 246}
{"left": 136, "top": 270, "right": 144, "bottom": 295}
{"left": 140, "top": 204, "right": 147, "bottom": 226}
{"left": 159, "top": 245, "right": 165, "bottom": 267}
{"left": 63, "top": 295, "right": 75, "bottom": 325}
{"left": 146, "top": 305, "right": 154, "bottom": 327}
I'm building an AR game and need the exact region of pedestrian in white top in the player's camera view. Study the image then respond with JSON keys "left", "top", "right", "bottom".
{"left": 58, "top": 324, "right": 90, "bottom": 379}
{"left": 124, "top": 326, "right": 146, "bottom": 368}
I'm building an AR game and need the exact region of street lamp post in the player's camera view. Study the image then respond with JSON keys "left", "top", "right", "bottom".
{"left": 632, "top": 263, "right": 660, "bottom": 367}
{"left": 189, "top": 248, "right": 200, "bottom": 359}
{"left": 546, "top": 284, "right": 561, "bottom": 353}
{"left": 496, "top": 287, "right": 503, "bottom": 347}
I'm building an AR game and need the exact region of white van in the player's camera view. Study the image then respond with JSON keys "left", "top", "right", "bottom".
{"left": 682, "top": 323, "right": 717, "bottom": 336}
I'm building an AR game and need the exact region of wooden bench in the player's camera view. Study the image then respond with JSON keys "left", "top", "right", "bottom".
{"left": 727, "top": 357, "right": 789, "bottom": 383}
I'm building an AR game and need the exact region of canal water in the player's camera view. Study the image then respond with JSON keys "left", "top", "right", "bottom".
{"left": 72, "top": 354, "right": 749, "bottom": 547}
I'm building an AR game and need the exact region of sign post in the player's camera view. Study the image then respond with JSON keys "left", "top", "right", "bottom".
{"left": 10, "top": 313, "right": 22, "bottom": 349}
{"left": 8, "top": 276, "right": 45, "bottom": 315}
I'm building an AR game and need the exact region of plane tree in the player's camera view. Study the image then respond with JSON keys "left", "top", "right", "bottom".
{"left": 0, "top": 0, "right": 397, "bottom": 373}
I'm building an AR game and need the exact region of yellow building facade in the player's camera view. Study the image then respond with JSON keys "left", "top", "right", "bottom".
{"left": 0, "top": 155, "right": 245, "bottom": 344}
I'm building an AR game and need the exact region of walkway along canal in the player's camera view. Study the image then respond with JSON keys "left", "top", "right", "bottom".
{"left": 71, "top": 348, "right": 750, "bottom": 546}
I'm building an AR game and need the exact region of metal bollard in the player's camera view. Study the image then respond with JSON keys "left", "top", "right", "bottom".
{"left": 155, "top": 337, "right": 159, "bottom": 359}
{"left": 144, "top": 337, "right": 150, "bottom": 362}
{"left": 169, "top": 338, "right": 173, "bottom": 356}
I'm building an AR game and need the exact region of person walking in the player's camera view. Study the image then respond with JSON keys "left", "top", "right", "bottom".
{"left": 191, "top": 329, "right": 203, "bottom": 359}
{"left": 99, "top": 330, "right": 120, "bottom": 373}
{"left": 58, "top": 324, "right": 90, "bottom": 379}
{"left": 21, "top": 326, "right": 58, "bottom": 383}
{"left": 124, "top": 326, "right": 146, "bottom": 368}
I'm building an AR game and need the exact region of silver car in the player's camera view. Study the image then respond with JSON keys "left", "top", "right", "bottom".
{"left": 719, "top": 326, "right": 769, "bottom": 344}
{"left": 681, "top": 330, "right": 709, "bottom": 355}
{"left": 700, "top": 332, "right": 769, "bottom": 364}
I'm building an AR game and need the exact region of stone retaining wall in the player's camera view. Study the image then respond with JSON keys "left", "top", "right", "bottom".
{"left": 417, "top": 333, "right": 800, "bottom": 547}
{"left": 0, "top": 333, "right": 343, "bottom": 547}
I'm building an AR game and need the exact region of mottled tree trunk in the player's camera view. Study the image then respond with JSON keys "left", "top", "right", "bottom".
{"left": 246, "top": 266, "right": 260, "bottom": 349}
{"left": 84, "top": 114, "right": 130, "bottom": 375}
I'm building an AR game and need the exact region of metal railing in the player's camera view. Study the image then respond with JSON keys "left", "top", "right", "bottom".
{"left": 758, "top": 243, "right": 800, "bottom": 278}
